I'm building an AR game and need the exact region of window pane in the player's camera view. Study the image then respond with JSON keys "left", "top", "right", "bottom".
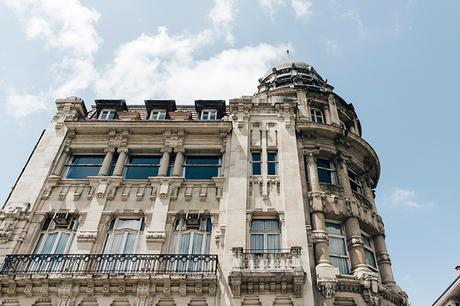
{"left": 55, "top": 233, "right": 70, "bottom": 254}
{"left": 329, "top": 236, "right": 347, "bottom": 256}
{"left": 267, "top": 162, "right": 277, "bottom": 175}
{"left": 108, "top": 233, "right": 125, "bottom": 254}
{"left": 107, "top": 111, "right": 116, "bottom": 119}
{"left": 252, "top": 163, "right": 261, "bottom": 175}
{"left": 186, "top": 156, "right": 220, "bottom": 165}
{"left": 267, "top": 153, "right": 277, "bottom": 162}
{"left": 362, "top": 235, "right": 371, "bottom": 248}
{"left": 326, "top": 223, "right": 343, "bottom": 235}
{"left": 318, "top": 168, "right": 333, "bottom": 184}
{"left": 317, "top": 159, "right": 331, "bottom": 169}
{"left": 129, "top": 156, "right": 161, "bottom": 164}
{"left": 267, "top": 234, "right": 280, "bottom": 250}
{"left": 179, "top": 233, "right": 191, "bottom": 254}
{"left": 330, "top": 256, "right": 350, "bottom": 274}
{"left": 251, "top": 220, "right": 265, "bottom": 231}
{"left": 116, "top": 219, "right": 141, "bottom": 230}
{"left": 185, "top": 166, "right": 218, "bottom": 179}
{"left": 264, "top": 220, "right": 280, "bottom": 230}
{"left": 365, "top": 249, "right": 377, "bottom": 269}
{"left": 251, "top": 234, "right": 264, "bottom": 251}
{"left": 40, "top": 232, "right": 58, "bottom": 254}
{"left": 73, "top": 156, "right": 104, "bottom": 164}
{"left": 192, "top": 233, "right": 204, "bottom": 254}
{"left": 124, "top": 233, "right": 137, "bottom": 254}
{"left": 125, "top": 166, "right": 159, "bottom": 179}
{"left": 66, "top": 166, "right": 101, "bottom": 179}
{"left": 252, "top": 153, "right": 261, "bottom": 162}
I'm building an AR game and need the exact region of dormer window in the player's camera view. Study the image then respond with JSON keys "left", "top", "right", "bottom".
{"left": 99, "top": 109, "right": 117, "bottom": 120}
{"left": 311, "top": 108, "right": 324, "bottom": 124}
{"left": 150, "top": 110, "right": 167, "bottom": 120}
{"left": 201, "top": 110, "right": 217, "bottom": 120}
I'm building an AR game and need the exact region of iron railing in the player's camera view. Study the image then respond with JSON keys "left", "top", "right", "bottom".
{"left": 0, "top": 254, "right": 218, "bottom": 275}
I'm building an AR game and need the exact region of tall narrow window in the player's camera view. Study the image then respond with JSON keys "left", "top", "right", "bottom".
{"left": 362, "top": 234, "right": 378, "bottom": 271}
{"left": 267, "top": 152, "right": 278, "bottom": 175}
{"left": 184, "top": 156, "right": 221, "bottom": 179}
{"left": 34, "top": 214, "right": 79, "bottom": 254}
{"left": 348, "top": 169, "right": 363, "bottom": 194}
{"left": 317, "top": 159, "right": 337, "bottom": 184}
{"left": 201, "top": 110, "right": 217, "bottom": 120}
{"left": 251, "top": 152, "right": 261, "bottom": 175}
{"left": 167, "top": 154, "right": 175, "bottom": 176}
{"left": 99, "top": 109, "right": 117, "bottom": 120}
{"left": 150, "top": 110, "right": 167, "bottom": 120}
{"left": 124, "top": 156, "right": 161, "bottom": 179}
{"left": 311, "top": 108, "right": 324, "bottom": 123}
{"left": 326, "top": 222, "right": 350, "bottom": 274}
{"left": 250, "top": 219, "right": 281, "bottom": 252}
{"left": 171, "top": 216, "right": 212, "bottom": 255}
{"left": 64, "top": 155, "right": 105, "bottom": 179}
{"left": 103, "top": 218, "right": 144, "bottom": 254}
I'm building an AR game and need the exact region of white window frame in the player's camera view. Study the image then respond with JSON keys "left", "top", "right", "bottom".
{"left": 170, "top": 217, "right": 212, "bottom": 255}
{"left": 362, "top": 232, "right": 379, "bottom": 272}
{"left": 317, "top": 158, "right": 337, "bottom": 185}
{"left": 34, "top": 216, "right": 79, "bottom": 254}
{"left": 326, "top": 221, "right": 351, "bottom": 275}
{"left": 201, "top": 110, "right": 218, "bottom": 120}
{"left": 311, "top": 108, "right": 325, "bottom": 123}
{"left": 63, "top": 154, "right": 105, "bottom": 179}
{"left": 249, "top": 219, "right": 281, "bottom": 252}
{"left": 149, "top": 110, "right": 167, "bottom": 120}
{"left": 98, "top": 109, "right": 117, "bottom": 120}
{"left": 103, "top": 218, "right": 143, "bottom": 254}
{"left": 348, "top": 169, "right": 363, "bottom": 195}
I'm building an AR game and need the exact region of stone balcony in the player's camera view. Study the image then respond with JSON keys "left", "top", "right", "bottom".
{"left": 228, "top": 247, "right": 305, "bottom": 297}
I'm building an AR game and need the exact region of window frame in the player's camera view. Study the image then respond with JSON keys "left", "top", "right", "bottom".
{"left": 63, "top": 154, "right": 106, "bottom": 179}
{"left": 98, "top": 109, "right": 117, "bottom": 120}
{"left": 170, "top": 216, "right": 212, "bottom": 255}
{"left": 316, "top": 158, "right": 337, "bottom": 185}
{"left": 267, "top": 151, "right": 278, "bottom": 176}
{"left": 183, "top": 155, "right": 222, "bottom": 180}
{"left": 103, "top": 218, "right": 144, "bottom": 254}
{"left": 249, "top": 218, "right": 281, "bottom": 252}
{"left": 362, "top": 232, "right": 379, "bottom": 272}
{"left": 348, "top": 169, "right": 363, "bottom": 195}
{"left": 123, "top": 155, "right": 162, "bottom": 180}
{"left": 149, "top": 110, "right": 167, "bottom": 120}
{"left": 325, "top": 221, "right": 351, "bottom": 275}
{"left": 200, "top": 110, "right": 218, "bottom": 120}
{"left": 310, "top": 108, "right": 325, "bottom": 124}
{"left": 250, "top": 152, "right": 262, "bottom": 176}
{"left": 34, "top": 215, "right": 79, "bottom": 254}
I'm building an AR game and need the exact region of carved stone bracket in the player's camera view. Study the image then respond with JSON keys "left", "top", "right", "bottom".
{"left": 76, "top": 231, "right": 98, "bottom": 242}
{"left": 317, "top": 279, "right": 337, "bottom": 300}
{"left": 145, "top": 231, "right": 166, "bottom": 243}
{"left": 0, "top": 202, "right": 30, "bottom": 243}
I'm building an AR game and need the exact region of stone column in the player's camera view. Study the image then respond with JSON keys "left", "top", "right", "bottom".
{"left": 158, "top": 147, "right": 171, "bottom": 176}
{"left": 306, "top": 152, "right": 320, "bottom": 192}
{"left": 52, "top": 149, "right": 70, "bottom": 176}
{"left": 374, "top": 234, "right": 397, "bottom": 288}
{"left": 172, "top": 148, "right": 184, "bottom": 177}
{"left": 306, "top": 98, "right": 312, "bottom": 121}
{"left": 98, "top": 148, "right": 114, "bottom": 176}
{"left": 323, "top": 105, "right": 331, "bottom": 125}
{"left": 113, "top": 148, "right": 128, "bottom": 176}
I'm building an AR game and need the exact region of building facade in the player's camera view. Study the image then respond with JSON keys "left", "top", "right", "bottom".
{"left": 0, "top": 60, "right": 408, "bottom": 306}
{"left": 433, "top": 266, "right": 460, "bottom": 306}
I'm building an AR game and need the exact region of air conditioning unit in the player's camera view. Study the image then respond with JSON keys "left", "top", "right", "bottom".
{"left": 53, "top": 212, "right": 71, "bottom": 226}
{"left": 186, "top": 212, "right": 200, "bottom": 228}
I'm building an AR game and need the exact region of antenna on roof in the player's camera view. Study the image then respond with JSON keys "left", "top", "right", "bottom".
{"left": 286, "top": 49, "right": 291, "bottom": 59}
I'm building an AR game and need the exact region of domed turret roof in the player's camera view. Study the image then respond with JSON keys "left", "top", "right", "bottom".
{"left": 258, "top": 59, "right": 332, "bottom": 93}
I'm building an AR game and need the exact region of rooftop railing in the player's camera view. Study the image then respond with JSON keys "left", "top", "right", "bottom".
{"left": 0, "top": 254, "right": 218, "bottom": 276}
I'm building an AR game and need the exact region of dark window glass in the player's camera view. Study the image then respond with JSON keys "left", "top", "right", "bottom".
{"left": 167, "top": 154, "right": 175, "bottom": 176}
{"left": 251, "top": 152, "right": 261, "bottom": 175}
{"left": 184, "top": 156, "right": 220, "bottom": 179}
{"left": 267, "top": 152, "right": 278, "bottom": 175}
{"left": 348, "top": 170, "right": 363, "bottom": 194}
{"left": 65, "top": 155, "right": 104, "bottom": 179}
{"left": 124, "top": 156, "right": 161, "bottom": 179}
{"left": 318, "top": 168, "right": 333, "bottom": 184}
{"left": 317, "top": 159, "right": 335, "bottom": 184}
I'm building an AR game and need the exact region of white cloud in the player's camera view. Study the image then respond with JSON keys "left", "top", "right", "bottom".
{"left": 386, "top": 188, "right": 432, "bottom": 209}
{"left": 325, "top": 39, "right": 342, "bottom": 57}
{"left": 343, "top": 9, "right": 367, "bottom": 38}
{"left": 95, "top": 27, "right": 288, "bottom": 103}
{"left": 258, "top": 0, "right": 312, "bottom": 18}
{"left": 209, "top": 0, "right": 237, "bottom": 44}
{"left": 5, "top": 89, "right": 48, "bottom": 119}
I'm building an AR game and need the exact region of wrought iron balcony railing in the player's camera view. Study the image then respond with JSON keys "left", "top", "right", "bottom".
{"left": 231, "top": 247, "right": 302, "bottom": 272}
{"left": 0, "top": 254, "right": 218, "bottom": 276}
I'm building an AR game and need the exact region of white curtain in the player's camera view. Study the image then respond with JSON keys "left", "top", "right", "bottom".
{"left": 179, "top": 233, "right": 191, "bottom": 254}
{"left": 41, "top": 232, "right": 58, "bottom": 254}
{"left": 54, "top": 233, "right": 70, "bottom": 253}
{"left": 192, "top": 233, "right": 203, "bottom": 254}
{"left": 251, "top": 234, "right": 264, "bottom": 251}
{"left": 329, "top": 236, "right": 347, "bottom": 256}
{"left": 267, "top": 234, "right": 280, "bottom": 251}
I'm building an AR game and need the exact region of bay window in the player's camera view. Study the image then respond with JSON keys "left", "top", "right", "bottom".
{"left": 326, "top": 222, "right": 350, "bottom": 274}
{"left": 250, "top": 219, "right": 281, "bottom": 252}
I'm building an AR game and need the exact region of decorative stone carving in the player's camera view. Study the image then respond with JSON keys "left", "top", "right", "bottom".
{"left": 145, "top": 231, "right": 166, "bottom": 243}
{"left": 317, "top": 279, "right": 337, "bottom": 299}
{"left": 0, "top": 201, "right": 30, "bottom": 243}
{"left": 77, "top": 231, "right": 98, "bottom": 242}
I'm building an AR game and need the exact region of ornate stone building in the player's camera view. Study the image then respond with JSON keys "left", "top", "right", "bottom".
{"left": 0, "top": 60, "right": 408, "bottom": 306}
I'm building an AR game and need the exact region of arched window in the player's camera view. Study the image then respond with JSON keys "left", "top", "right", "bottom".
{"left": 103, "top": 218, "right": 144, "bottom": 254}
{"left": 34, "top": 214, "right": 79, "bottom": 254}
{"left": 170, "top": 216, "right": 212, "bottom": 254}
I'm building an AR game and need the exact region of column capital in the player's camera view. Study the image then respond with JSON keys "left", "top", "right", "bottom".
{"left": 303, "top": 145, "right": 320, "bottom": 159}
{"left": 160, "top": 146, "right": 173, "bottom": 153}
{"left": 117, "top": 147, "right": 129, "bottom": 153}
{"left": 174, "top": 147, "right": 185, "bottom": 153}
{"left": 104, "top": 147, "right": 116, "bottom": 153}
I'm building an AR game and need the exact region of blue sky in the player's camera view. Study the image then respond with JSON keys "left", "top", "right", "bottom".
{"left": 0, "top": 1, "right": 458, "bottom": 304}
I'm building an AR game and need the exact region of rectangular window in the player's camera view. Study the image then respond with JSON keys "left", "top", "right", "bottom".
{"left": 150, "top": 110, "right": 167, "bottom": 120}
{"left": 99, "top": 109, "right": 117, "bottom": 120}
{"left": 267, "top": 152, "right": 278, "bottom": 175}
{"left": 348, "top": 169, "right": 363, "bottom": 194}
{"left": 250, "top": 219, "right": 281, "bottom": 252}
{"left": 184, "top": 156, "right": 221, "bottom": 179}
{"left": 317, "top": 159, "right": 336, "bottom": 184}
{"left": 326, "top": 222, "right": 350, "bottom": 274}
{"left": 64, "top": 155, "right": 105, "bottom": 179}
{"left": 362, "top": 234, "right": 378, "bottom": 271}
{"left": 104, "top": 218, "right": 144, "bottom": 254}
{"left": 311, "top": 108, "right": 324, "bottom": 123}
{"left": 251, "top": 152, "right": 261, "bottom": 175}
{"left": 124, "top": 156, "right": 161, "bottom": 179}
{"left": 201, "top": 110, "right": 217, "bottom": 120}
